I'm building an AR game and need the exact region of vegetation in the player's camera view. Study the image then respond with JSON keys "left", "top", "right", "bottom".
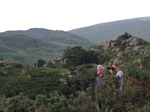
{"left": 37, "top": 59, "right": 46, "bottom": 67}
{"left": 0, "top": 60, "right": 149, "bottom": 112}
{"left": 0, "top": 34, "right": 149, "bottom": 111}
{"left": 62, "top": 46, "right": 99, "bottom": 67}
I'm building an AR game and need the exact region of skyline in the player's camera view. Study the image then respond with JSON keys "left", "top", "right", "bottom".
{"left": 0, "top": 0, "right": 150, "bottom": 32}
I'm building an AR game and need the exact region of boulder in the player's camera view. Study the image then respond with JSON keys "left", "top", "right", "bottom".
{"left": 129, "top": 38, "right": 146, "bottom": 46}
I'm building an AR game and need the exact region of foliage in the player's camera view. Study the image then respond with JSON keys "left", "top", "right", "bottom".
{"left": 0, "top": 61, "right": 150, "bottom": 111}
{"left": 0, "top": 67, "right": 68, "bottom": 99}
{"left": 3, "top": 93, "right": 33, "bottom": 112}
{"left": 142, "top": 55, "right": 150, "bottom": 72}
{"left": 120, "top": 32, "right": 132, "bottom": 39}
{"left": 63, "top": 46, "right": 99, "bottom": 67}
{"left": 0, "top": 34, "right": 150, "bottom": 111}
{"left": 37, "top": 59, "right": 46, "bottom": 67}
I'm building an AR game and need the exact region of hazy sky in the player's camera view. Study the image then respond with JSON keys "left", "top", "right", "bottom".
{"left": 0, "top": 0, "right": 149, "bottom": 32}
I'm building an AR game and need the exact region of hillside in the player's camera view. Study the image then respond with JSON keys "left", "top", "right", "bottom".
{"left": 4, "top": 28, "right": 93, "bottom": 47}
{"left": 0, "top": 29, "right": 93, "bottom": 66}
{"left": 69, "top": 16, "right": 150, "bottom": 43}
{"left": 0, "top": 33, "right": 64, "bottom": 66}
{"left": 52, "top": 33, "right": 150, "bottom": 70}
{"left": 0, "top": 34, "right": 149, "bottom": 112}
{"left": 87, "top": 33, "right": 150, "bottom": 66}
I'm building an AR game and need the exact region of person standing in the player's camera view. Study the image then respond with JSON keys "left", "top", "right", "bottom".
{"left": 95, "top": 65, "right": 105, "bottom": 95}
{"left": 95, "top": 65, "right": 105, "bottom": 110}
{"left": 96, "top": 65, "right": 105, "bottom": 85}
{"left": 109, "top": 63, "right": 124, "bottom": 90}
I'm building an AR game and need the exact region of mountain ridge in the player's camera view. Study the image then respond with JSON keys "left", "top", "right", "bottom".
{"left": 4, "top": 28, "right": 93, "bottom": 46}
{"left": 69, "top": 16, "right": 150, "bottom": 43}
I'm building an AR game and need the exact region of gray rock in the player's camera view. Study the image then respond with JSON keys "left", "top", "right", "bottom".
{"left": 129, "top": 38, "right": 146, "bottom": 46}
{"left": 133, "top": 46, "right": 145, "bottom": 50}
{"left": 100, "top": 41, "right": 111, "bottom": 50}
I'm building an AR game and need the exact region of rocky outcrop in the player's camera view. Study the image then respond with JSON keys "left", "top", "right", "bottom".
{"left": 0, "top": 60, "right": 13, "bottom": 68}
{"left": 95, "top": 34, "right": 150, "bottom": 66}
{"left": 52, "top": 57, "right": 64, "bottom": 67}
{"left": 98, "top": 35, "right": 149, "bottom": 51}
{"left": 99, "top": 40, "right": 116, "bottom": 50}
{"left": 128, "top": 37, "right": 147, "bottom": 46}
{"left": 46, "top": 33, "right": 150, "bottom": 68}
{"left": 114, "top": 32, "right": 132, "bottom": 40}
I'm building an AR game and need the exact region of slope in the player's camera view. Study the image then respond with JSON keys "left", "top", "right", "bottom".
{"left": 69, "top": 16, "right": 150, "bottom": 43}
{"left": 0, "top": 33, "right": 64, "bottom": 66}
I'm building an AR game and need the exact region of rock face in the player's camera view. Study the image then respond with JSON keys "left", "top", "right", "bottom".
{"left": 128, "top": 38, "right": 147, "bottom": 46}
{"left": 99, "top": 41, "right": 116, "bottom": 50}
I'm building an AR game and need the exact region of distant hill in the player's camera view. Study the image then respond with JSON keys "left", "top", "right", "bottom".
{"left": 0, "top": 33, "right": 64, "bottom": 65}
{"left": 4, "top": 28, "right": 93, "bottom": 47}
{"left": 69, "top": 16, "right": 150, "bottom": 43}
{"left": 0, "top": 28, "right": 93, "bottom": 66}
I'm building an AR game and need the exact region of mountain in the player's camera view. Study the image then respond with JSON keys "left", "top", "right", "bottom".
{"left": 4, "top": 28, "right": 93, "bottom": 46}
{"left": 69, "top": 16, "right": 150, "bottom": 43}
{"left": 0, "top": 28, "right": 93, "bottom": 66}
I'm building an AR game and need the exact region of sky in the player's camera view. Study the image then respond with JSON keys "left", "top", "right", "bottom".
{"left": 0, "top": 0, "right": 150, "bottom": 32}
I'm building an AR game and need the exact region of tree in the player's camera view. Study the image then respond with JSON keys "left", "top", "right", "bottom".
{"left": 63, "top": 46, "right": 99, "bottom": 67}
{"left": 63, "top": 46, "right": 86, "bottom": 66}
{"left": 85, "top": 50, "right": 99, "bottom": 64}
{"left": 121, "top": 32, "right": 132, "bottom": 39}
{"left": 37, "top": 59, "right": 46, "bottom": 67}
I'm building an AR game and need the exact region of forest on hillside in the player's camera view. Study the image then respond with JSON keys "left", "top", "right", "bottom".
{"left": 0, "top": 34, "right": 150, "bottom": 112}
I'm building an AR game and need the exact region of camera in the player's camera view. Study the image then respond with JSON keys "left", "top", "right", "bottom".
{"left": 107, "top": 67, "right": 115, "bottom": 71}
